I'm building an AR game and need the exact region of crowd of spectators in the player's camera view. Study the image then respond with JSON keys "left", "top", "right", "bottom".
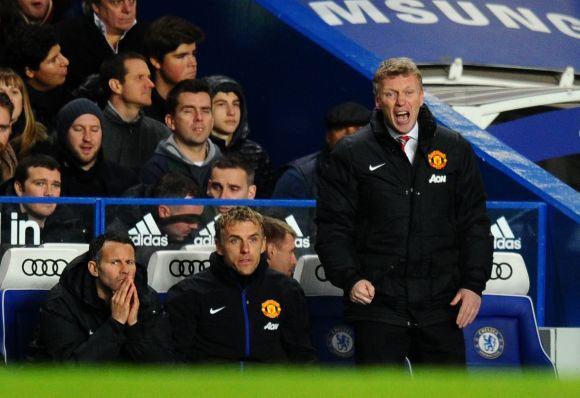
{"left": 0, "top": 3, "right": 333, "bottom": 364}
{"left": 0, "top": 1, "right": 371, "bottom": 250}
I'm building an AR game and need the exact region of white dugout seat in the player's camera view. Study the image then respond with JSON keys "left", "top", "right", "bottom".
{"left": 147, "top": 249, "right": 213, "bottom": 293}
{"left": 181, "top": 244, "right": 216, "bottom": 252}
{"left": 40, "top": 243, "right": 89, "bottom": 256}
{"left": 0, "top": 247, "right": 84, "bottom": 289}
{"left": 293, "top": 254, "right": 343, "bottom": 296}
{"left": 484, "top": 251, "right": 530, "bottom": 295}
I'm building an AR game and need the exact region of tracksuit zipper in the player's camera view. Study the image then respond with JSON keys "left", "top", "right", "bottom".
{"left": 241, "top": 288, "right": 251, "bottom": 358}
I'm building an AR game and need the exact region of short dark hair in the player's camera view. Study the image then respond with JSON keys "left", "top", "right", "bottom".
{"left": 14, "top": 155, "right": 61, "bottom": 186}
{"left": 151, "top": 172, "right": 200, "bottom": 198}
{"left": 89, "top": 231, "right": 136, "bottom": 263}
{"left": 0, "top": 92, "right": 14, "bottom": 119}
{"left": 144, "top": 16, "right": 204, "bottom": 63}
{"left": 212, "top": 155, "right": 255, "bottom": 185}
{"left": 166, "top": 79, "right": 210, "bottom": 115}
{"left": 4, "top": 24, "right": 58, "bottom": 78}
{"left": 99, "top": 52, "right": 147, "bottom": 98}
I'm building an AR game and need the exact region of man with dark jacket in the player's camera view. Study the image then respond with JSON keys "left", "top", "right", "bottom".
{"left": 109, "top": 172, "right": 204, "bottom": 266}
{"left": 55, "top": 0, "right": 147, "bottom": 92}
{"left": 0, "top": 154, "right": 90, "bottom": 246}
{"left": 99, "top": 52, "right": 170, "bottom": 171}
{"left": 204, "top": 76, "right": 274, "bottom": 198}
{"left": 167, "top": 206, "right": 315, "bottom": 363}
{"left": 316, "top": 57, "right": 493, "bottom": 367}
{"left": 141, "top": 79, "right": 221, "bottom": 188}
{"left": 272, "top": 101, "right": 371, "bottom": 199}
{"left": 55, "top": 98, "right": 138, "bottom": 197}
{"left": 36, "top": 231, "right": 170, "bottom": 363}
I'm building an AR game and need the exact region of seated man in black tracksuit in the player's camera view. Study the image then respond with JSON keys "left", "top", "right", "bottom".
{"left": 166, "top": 206, "right": 316, "bottom": 363}
{"left": 35, "top": 232, "right": 171, "bottom": 363}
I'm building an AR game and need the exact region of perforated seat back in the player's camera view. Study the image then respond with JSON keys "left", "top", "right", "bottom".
{"left": 147, "top": 249, "right": 213, "bottom": 293}
{"left": 0, "top": 248, "right": 82, "bottom": 289}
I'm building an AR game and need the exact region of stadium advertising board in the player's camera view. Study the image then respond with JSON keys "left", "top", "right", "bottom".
{"left": 294, "top": 0, "right": 579, "bottom": 70}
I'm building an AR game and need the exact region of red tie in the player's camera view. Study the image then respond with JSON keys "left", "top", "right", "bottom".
{"left": 397, "top": 135, "right": 411, "bottom": 152}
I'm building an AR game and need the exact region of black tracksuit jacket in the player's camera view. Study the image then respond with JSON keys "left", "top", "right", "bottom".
{"left": 316, "top": 105, "right": 493, "bottom": 326}
{"left": 35, "top": 253, "right": 171, "bottom": 363}
{"left": 166, "top": 252, "right": 316, "bottom": 363}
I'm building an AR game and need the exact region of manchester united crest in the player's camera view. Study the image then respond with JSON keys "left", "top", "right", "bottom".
{"left": 261, "top": 299, "right": 281, "bottom": 319}
{"left": 428, "top": 150, "right": 447, "bottom": 170}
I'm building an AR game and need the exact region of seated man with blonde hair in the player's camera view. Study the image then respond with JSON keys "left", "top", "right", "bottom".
{"left": 167, "top": 206, "right": 315, "bottom": 363}
{"left": 263, "top": 216, "right": 298, "bottom": 277}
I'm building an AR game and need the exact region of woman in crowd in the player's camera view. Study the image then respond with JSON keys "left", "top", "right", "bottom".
{"left": 0, "top": 68, "right": 53, "bottom": 160}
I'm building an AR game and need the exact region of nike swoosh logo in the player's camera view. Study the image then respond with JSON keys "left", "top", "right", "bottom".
{"left": 209, "top": 306, "right": 226, "bottom": 315}
{"left": 369, "top": 163, "right": 386, "bottom": 171}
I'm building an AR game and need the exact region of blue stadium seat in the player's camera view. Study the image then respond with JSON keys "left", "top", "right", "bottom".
{"left": 463, "top": 294, "right": 554, "bottom": 371}
{"left": 294, "top": 255, "right": 354, "bottom": 364}
{"left": 1, "top": 289, "right": 48, "bottom": 363}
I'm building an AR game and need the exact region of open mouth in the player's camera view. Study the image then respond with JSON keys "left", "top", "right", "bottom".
{"left": 395, "top": 111, "right": 410, "bottom": 125}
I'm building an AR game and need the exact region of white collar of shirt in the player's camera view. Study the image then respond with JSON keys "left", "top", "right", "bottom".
{"left": 387, "top": 122, "right": 419, "bottom": 164}
{"left": 93, "top": 13, "right": 137, "bottom": 53}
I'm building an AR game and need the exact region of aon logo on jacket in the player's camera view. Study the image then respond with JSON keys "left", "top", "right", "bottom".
{"left": 428, "top": 174, "right": 446, "bottom": 184}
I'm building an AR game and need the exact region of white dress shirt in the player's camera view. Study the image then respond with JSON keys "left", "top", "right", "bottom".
{"left": 388, "top": 122, "right": 419, "bottom": 164}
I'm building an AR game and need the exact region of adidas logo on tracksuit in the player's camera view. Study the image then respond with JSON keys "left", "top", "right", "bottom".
{"left": 490, "top": 216, "right": 521, "bottom": 250}
{"left": 128, "top": 213, "right": 168, "bottom": 247}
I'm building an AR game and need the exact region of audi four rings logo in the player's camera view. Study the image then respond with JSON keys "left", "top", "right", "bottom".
{"left": 315, "top": 264, "right": 328, "bottom": 282}
{"left": 491, "top": 262, "right": 513, "bottom": 280}
{"left": 169, "top": 259, "right": 210, "bottom": 277}
{"left": 22, "top": 258, "right": 68, "bottom": 277}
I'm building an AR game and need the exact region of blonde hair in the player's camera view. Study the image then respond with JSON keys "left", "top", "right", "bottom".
{"left": 215, "top": 206, "right": 264, "bottom": 244}
{"left": 372, "top": 57, "right": 422, "bottom": 95}
{"left": 263, "top": 216, "right": 296, "bottom": 247}
{"left": 0, "top": 68, "right": 48, "bottom": 158}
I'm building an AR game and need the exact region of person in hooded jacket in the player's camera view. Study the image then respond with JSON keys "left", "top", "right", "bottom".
{"left": 54, "top": 98, "right": 138, "bottom": 197}
{"left": 35, "top": 231, "right": 171, "bottom": 363}
{"left": 203, "top": 76, "right": 274, "bottom": 198}
{"left": 140, "top": 79, "right": 221, "bottom": 189}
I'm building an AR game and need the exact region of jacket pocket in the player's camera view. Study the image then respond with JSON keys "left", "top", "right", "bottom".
{"left": 429, "top": 249, "right": 461, "bottom": 302}
{"left": 359, "top": 253, "right": 405, "bottom": 298}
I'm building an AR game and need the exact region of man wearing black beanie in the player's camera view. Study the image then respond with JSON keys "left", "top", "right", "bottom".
{"left": 55, "top": 98, "right": 137, "bottom": 197}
